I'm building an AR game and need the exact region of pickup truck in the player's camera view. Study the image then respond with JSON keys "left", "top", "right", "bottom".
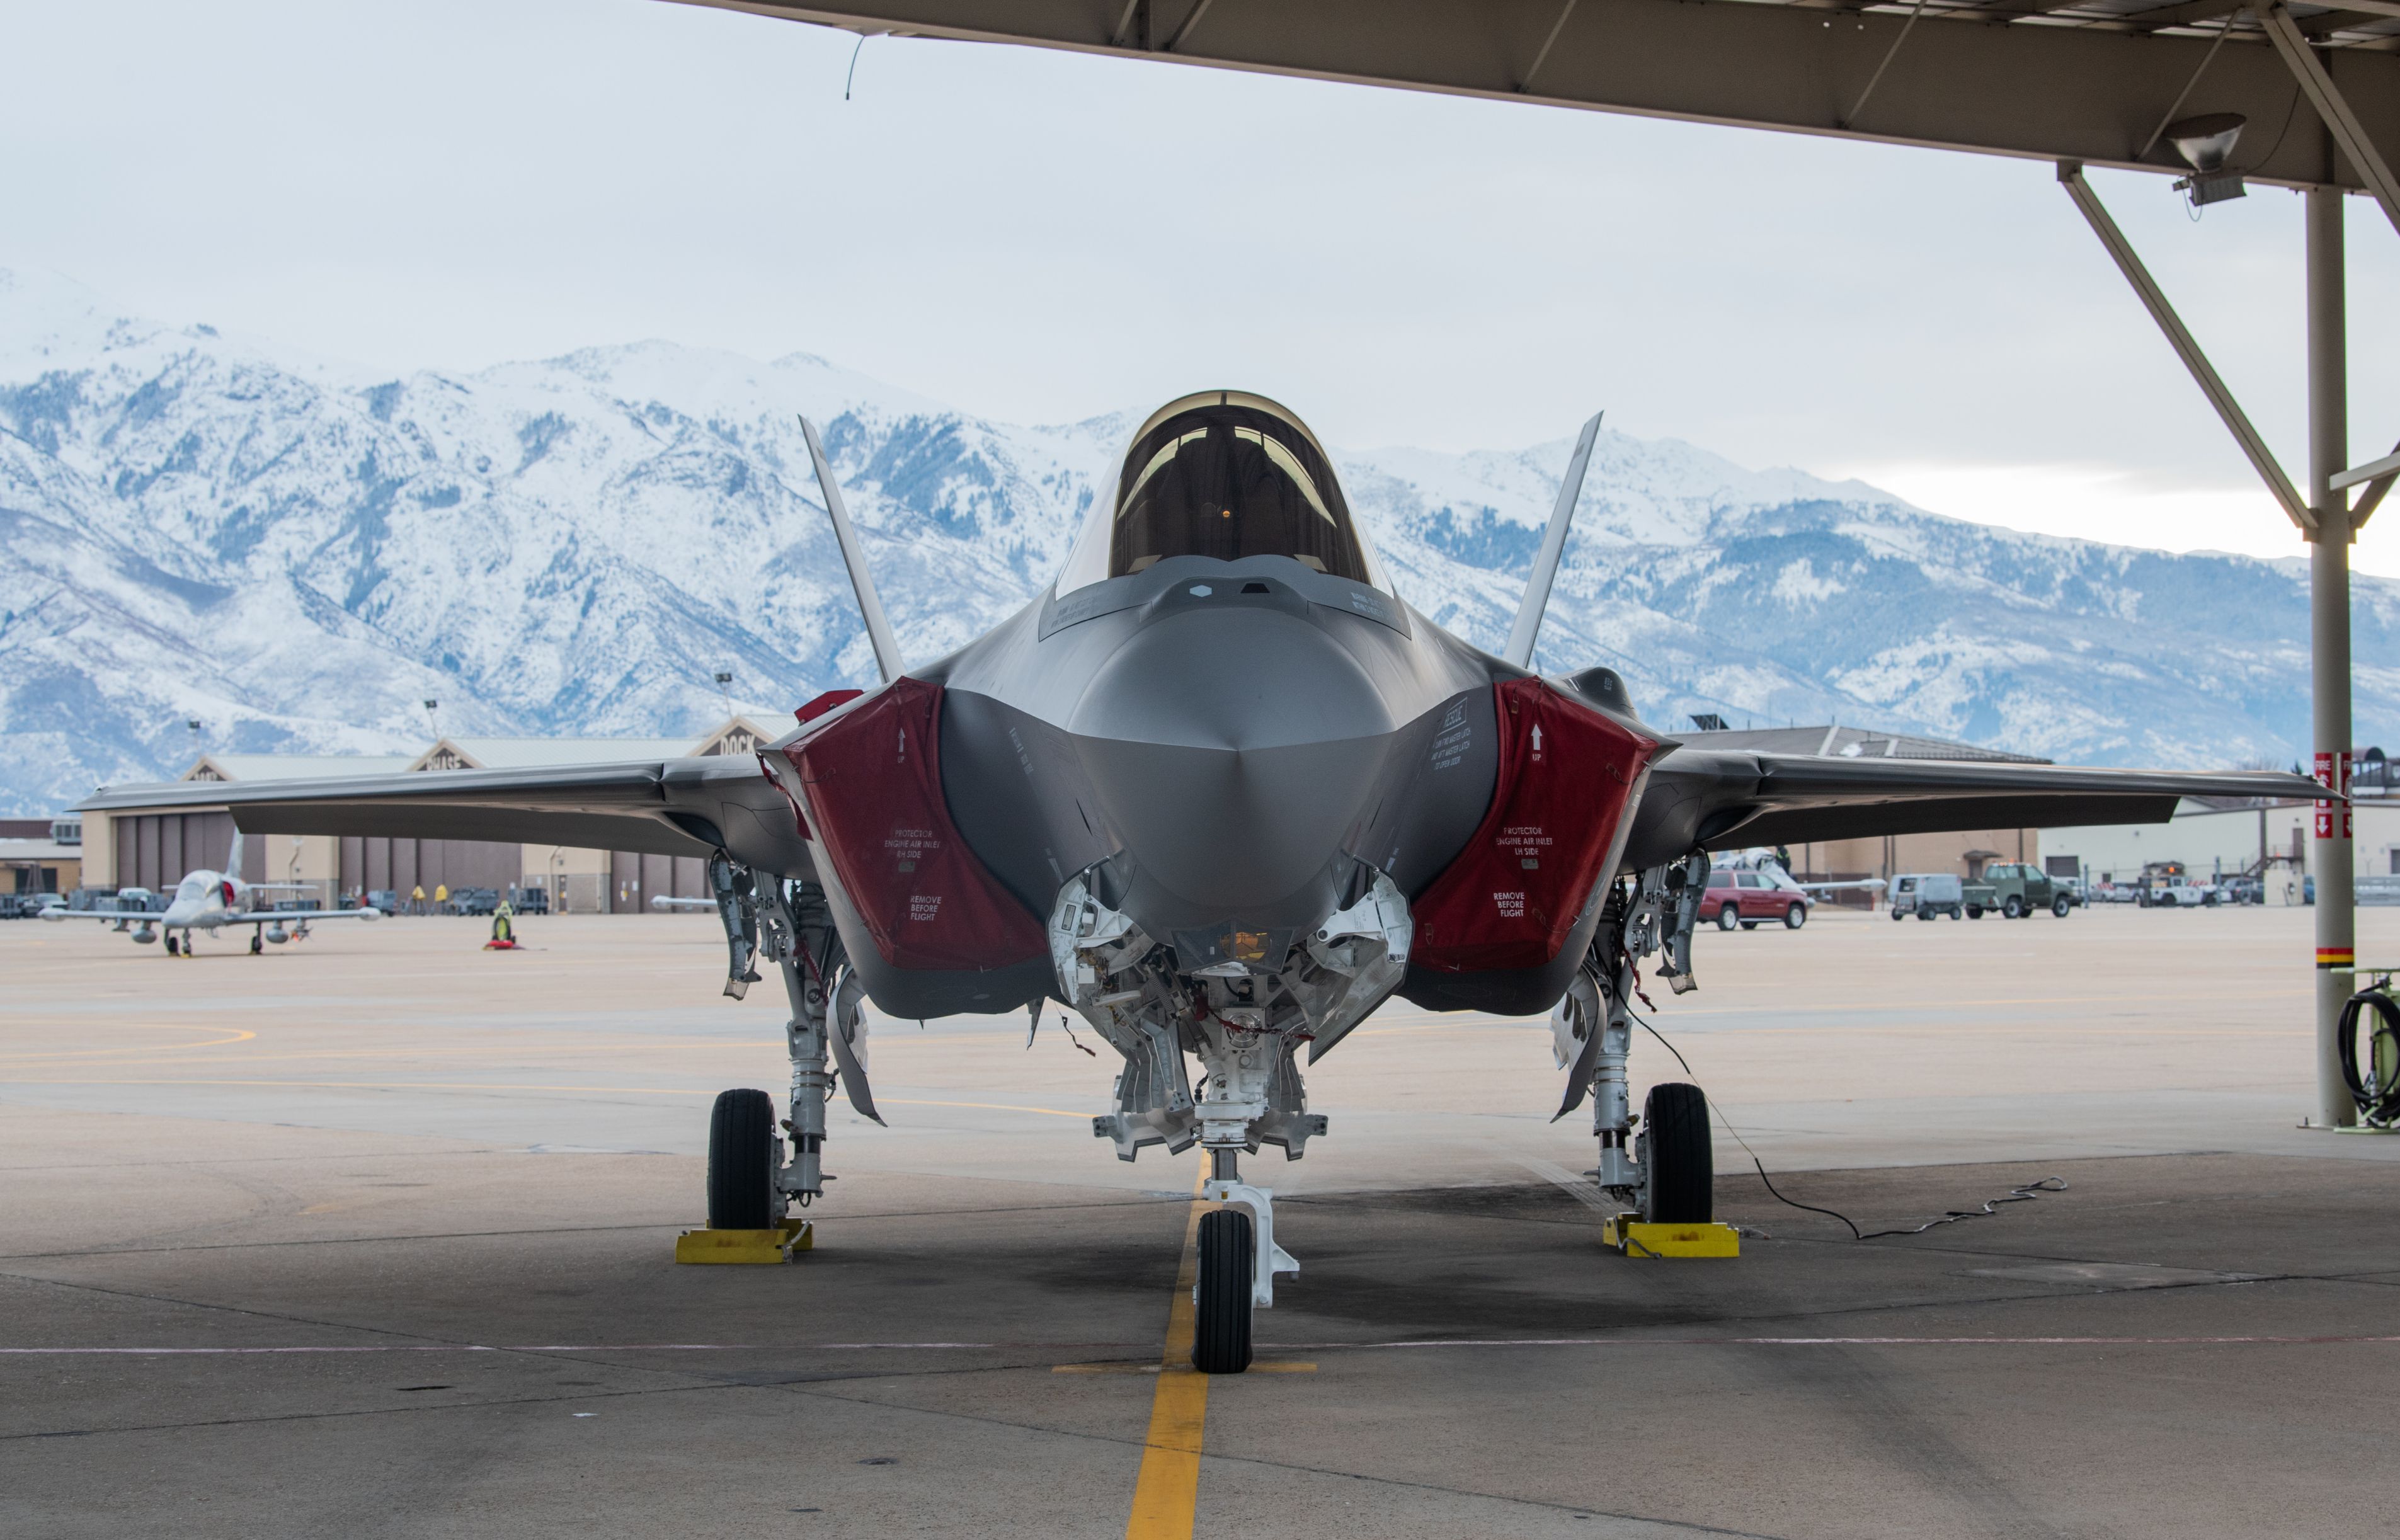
{"left": 1975, "top": 862, "right": 2072, "bottom": 918}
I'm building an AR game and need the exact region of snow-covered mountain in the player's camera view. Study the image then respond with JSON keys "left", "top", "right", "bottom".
{"left": 4, "top": 263, "right": 2394, "bottom": 817}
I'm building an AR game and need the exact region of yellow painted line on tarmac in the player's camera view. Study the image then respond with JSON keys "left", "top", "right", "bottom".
{"left": 0, "top": 1027, "right": 258, "bottom": 1061}
{"left": 1124, "top": 1160, "right": 1212, "bottom": 1540}
{"left": 1057, "top": 1361, "right": 1313, "bottom": 1374}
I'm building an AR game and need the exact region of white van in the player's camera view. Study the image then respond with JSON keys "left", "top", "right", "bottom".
{"left": 1890, "top": 872, "right": 1964, "bottom": 921}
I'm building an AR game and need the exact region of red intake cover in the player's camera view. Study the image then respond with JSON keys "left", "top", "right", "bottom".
{"left": 780, "top": 678, "right": 1048, "bottom": 972}
{"left": 1407, "top": 678, "right": 1659, "bottom": 974}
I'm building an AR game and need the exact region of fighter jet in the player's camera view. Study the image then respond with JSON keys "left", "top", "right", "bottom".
{"left": 44, "top": 831, "right": 383, "bottom": 955}
{"left": 76, "top": 393, "right": 2320, "bottom": 1371}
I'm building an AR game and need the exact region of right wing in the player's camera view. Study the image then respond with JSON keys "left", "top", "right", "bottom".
{"left": 1626, "top": 748, "right": 2322, "bottom": 866}
{"left": 77, "top": 756, "right": 816, "bottom": 880}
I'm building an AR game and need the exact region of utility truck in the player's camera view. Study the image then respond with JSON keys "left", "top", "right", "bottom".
{"left": 1979, "top": 862, "right": 2072, "bottom": 918}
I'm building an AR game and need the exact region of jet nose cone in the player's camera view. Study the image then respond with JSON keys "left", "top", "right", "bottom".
{"left": 1068, "top": 600, "right": 1397, "bottom": 922}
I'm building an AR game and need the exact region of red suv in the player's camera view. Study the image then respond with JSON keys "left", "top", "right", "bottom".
{"left": 1703, "top": 869, "right": 1809, "bottom": 930}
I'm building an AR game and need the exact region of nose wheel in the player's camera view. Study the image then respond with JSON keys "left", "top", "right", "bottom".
{"left": 1192, "top": 1208, "right": 1255, "bottom": 1374}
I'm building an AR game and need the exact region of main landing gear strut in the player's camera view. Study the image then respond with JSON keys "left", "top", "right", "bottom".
{"left": 702, "top": 871, "right": 859, "bottom": 1246}
{"left": 1553, "top": 855, "right": 1718, "bottom": 1228}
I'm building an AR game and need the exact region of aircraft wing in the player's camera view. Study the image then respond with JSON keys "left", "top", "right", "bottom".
{"left": 1626, "top": 748, "right": 2323, "bottom": 864}
{"left": 76, "top": 757, "right": 816, "bottom": 880}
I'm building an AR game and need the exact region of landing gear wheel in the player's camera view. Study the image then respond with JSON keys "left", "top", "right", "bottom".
{"left": 1192, "top": 1207, "right": 1254, "bottom": 1374}
{"left": 250, "top": 934, "right": 263, "bottom": 954}
{"left": 1640, "top": 1081, "right": 1713, "bottom": 1224}
{"left": 1785, "top": 902, "right": 1806, "bottom": 929}
{"left": 2052, "top": 894, "right": 2072, "bottom": 917}
{"left": 164, "top": 933, "right": 180, "bottom": 956}
{"left": 2003, "top": 896, "right": 2026, "bottom": 919}
{"left": 1716, "top": 904, "right": 1739, "bottom": 932}
{"left": 706, "top": 1088, "right": 779, "bottom": 1230}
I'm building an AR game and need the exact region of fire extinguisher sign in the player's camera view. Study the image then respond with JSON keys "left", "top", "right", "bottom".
{"left": 2314, "top": 751, "right": 2351, "bottom": 840}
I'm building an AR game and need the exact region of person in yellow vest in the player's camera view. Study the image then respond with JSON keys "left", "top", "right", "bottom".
{"left": 410, "top": 883, "right": 426, "bottom": 916}
{"left": 433, "top": 882, "right": 449, "bottom": 915}
{"left": 486, "top": 899, "right": 517, "bottom": 950}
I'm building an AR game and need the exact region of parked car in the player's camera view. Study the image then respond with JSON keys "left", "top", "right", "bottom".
{"left": 508, "top": 885, "right": 550, "bottom": 915}
{"left": 1703, "top": 868, "right": 1810, "bottom": 930}
{"left": 1982, "top": 862, "right": 2072, "bottom": 918}
{"left": 1890, "top": 872, "right": 1975, "bottom": 921}
{"left": 2221, "top": 876, "right": 2263, "bottom": 905}
{"left": 367, "top": 889, "right": 399, "bottom": 915}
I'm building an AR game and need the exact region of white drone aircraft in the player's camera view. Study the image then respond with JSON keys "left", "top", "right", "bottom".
{"left": 1712, "top": 848, "right": 1887, "bottom": 904}
{"left": 45, "top": 833, "right": 383, "bottom": 955}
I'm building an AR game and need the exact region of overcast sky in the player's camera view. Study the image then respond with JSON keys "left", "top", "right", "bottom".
{"left": 4, "top": 0, "right": 2396, "bottom": 575}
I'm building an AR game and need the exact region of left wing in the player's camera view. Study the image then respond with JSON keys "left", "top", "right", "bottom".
{"left": 1626, "top": 749, "right": 2322, "bottom": 867}
{"left": 76, "top": 756, "right": 816, "bottom": 881}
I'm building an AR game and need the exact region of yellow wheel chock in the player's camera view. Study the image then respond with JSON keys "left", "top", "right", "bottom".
{"left": 674, "top": 1216, "right": 814, "bottom": 1263}
{"left": 1603, "top": 1212, "right": 1739, "bottom": 1258}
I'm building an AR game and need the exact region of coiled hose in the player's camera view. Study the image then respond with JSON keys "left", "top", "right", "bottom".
{"left": 2338, "top": 985, "right": 2400, "bottom": 1126}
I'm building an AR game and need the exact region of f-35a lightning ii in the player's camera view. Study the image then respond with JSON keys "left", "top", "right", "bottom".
{"left": 78, "top": 394, "right": 2320, "bottom": 1372}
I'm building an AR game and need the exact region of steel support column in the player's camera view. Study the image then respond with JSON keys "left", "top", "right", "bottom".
{"left": 2057, "top": 163, "right": 2312, "bottom": 531}
{"left": 2306, "top": 183, "right": 2356, "bottom": 1127}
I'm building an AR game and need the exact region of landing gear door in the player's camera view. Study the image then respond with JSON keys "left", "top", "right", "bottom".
{"left": 826, "top": 967, "right": 886, "bottom": 1126}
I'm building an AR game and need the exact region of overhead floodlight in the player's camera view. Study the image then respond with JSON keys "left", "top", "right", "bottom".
{"left": 2166, "top": 113, "right": 2246, "bottom": 207}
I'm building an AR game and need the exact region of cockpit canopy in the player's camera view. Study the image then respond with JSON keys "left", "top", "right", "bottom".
{"left": 1054, "top": 392, "right": 1389, "bottom": 596}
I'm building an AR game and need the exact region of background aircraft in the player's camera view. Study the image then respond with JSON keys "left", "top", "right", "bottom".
{"left": 76, "top": 394, "right": 2319, "bottom": 1370}
{"left": 44, "top": 831, "right": 383, "bottom": 955}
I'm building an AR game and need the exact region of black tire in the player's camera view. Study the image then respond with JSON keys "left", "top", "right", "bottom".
{"left": 164, "top": 933, "right": 180, "bottom": 955}
{"left": 1642, "top": 1082, "right": 1713, "bottom": 1224}
{"left": 1965, "top": 905, "right": 1982, "bottom": 919}
{"left": 2052, "top": 895, "right": 2071, "bottom": 918}
{"left": 1192, "top": 1209, "right": 1254, "bottom": 1374}
{"left": 1716, "top": 904, "right": 1739, "bottom": 932}
{"left": 249, "top": 934, "right": 262, "bottom": 954}
{"left": 706, "top": 1088, "right": 778, "bottom": 1230}
{"left": 1889, "top": 907, "right": 1904, "bottom": 922}
{"left": 1785, "top": 902, "right": 1806, "bottom": 930}
{"left": 1917, "top": 908, "right": 1934, "bottom": 921}
{"left": 1740, "top": 921, "right": 1758, "bottom": 930}
{"left": 2003, "top": 896, "right": 2025, "bottom": 920}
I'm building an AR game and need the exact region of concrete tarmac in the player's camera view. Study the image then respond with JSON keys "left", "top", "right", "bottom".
{"left": 4, "top": 903, "right": 2397, "bottom": 1537}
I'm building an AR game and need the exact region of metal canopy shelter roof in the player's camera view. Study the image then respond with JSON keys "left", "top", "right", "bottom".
{"left": 692, "top": 0, "right": 2400, "bottom": 191}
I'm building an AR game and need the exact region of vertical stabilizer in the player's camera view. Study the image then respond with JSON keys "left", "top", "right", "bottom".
{"left": 226, "top": 828, "right": 244, "bottom": 885}
{"left": 799, "top": 416, "right": 905, "bottom": 684}
{"left": 1502, "top": 411, "right": 1603, "bottom": 670}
